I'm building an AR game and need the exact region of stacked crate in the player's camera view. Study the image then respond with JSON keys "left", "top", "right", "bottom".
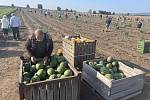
{"left": 137, "top": 39, "right": 150, "bottom": 53}
{"left": 63, "top": 35, "right": 96, "bottom": 70}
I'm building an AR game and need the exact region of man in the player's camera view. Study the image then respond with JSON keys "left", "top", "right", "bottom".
{"left": 10, "top": 13, "right": 20, "bottom": 40}
{"left": 105, "top": 17, "right": 112, "bottom": 31}
{"left": 137, "top": 20, "right": 142, "bottom": 31}
{"left": 1, "top": 15, "right": 9, "bottom": 40}
{"left": 25, "top": 29, "right": 53, "bottom": 64}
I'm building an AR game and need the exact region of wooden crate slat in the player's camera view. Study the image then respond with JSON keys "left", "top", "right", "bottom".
{"left": 111, "top": 77, "right": 144, "bottom": 95}
{"left": 39, "top": 84, "right": 46, "bottom": 100}
{"left": 47, "top": 82, "right": 54, "bottom": 100}
{"left": 73, "top": 77, "right": 79, "bottom": 100}
{"left": 82, "top": 72, "right": 109, "bottom": 99}
{"left": 66, "top": 80, "right": 72, "bottom": 100}
{"left": 32, "top": 85, "right": 40, "bottom": 100}
{"left": 53, "top": 81, "right": 59, "bottom": 100}
{"left": 59, "top": 81, "right": 66, "bottom": 100}
{"left": 24, "top": 86, "right": 33, "bottom": 100}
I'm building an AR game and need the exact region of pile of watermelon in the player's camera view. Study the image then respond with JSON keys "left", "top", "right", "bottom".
{"left": 88, "top": 56, "right": 126, "bottom": 80}
{"left": 22, "top": 55, "right": 73, "bottom": 84}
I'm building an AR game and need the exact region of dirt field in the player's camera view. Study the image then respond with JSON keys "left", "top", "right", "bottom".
{"left": 0, "top": 8, "right": 150, "bottom": 100}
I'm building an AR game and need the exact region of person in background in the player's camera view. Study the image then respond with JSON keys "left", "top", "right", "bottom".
{"left": 105, "top": 17, "right": 112, "bottom": 31}
{"left": 137, "top": 20, "right": 143, "bottom": 31}
{"left": 25, "top": 29, "right": 53, "bottom": 64}
{"left": 0, "top": 15, "right": 9, "bottom": 40}
{"left": 10, "top": 13, "right": 21, "bottom": 40}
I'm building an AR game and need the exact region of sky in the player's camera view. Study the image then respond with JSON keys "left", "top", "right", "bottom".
{"left": 0, "top": 0, "right": 150, "bottom": 13}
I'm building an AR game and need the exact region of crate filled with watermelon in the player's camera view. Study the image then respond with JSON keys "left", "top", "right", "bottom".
{"left": 63, "top": 35, "right": 96, "bottom": 70}
{"left": 82, "top": 56, "right": 145, "bottom": 100}
{"left": 137, "top": 39, "right": 150, "bottom": 53}
{"left": 19, "top": 54, "right": 80, "bottom": 100}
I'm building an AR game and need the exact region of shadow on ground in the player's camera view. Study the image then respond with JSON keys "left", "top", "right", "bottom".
{"left": 0, "top": 41, "right": 21, "bottom": 47}
{"left": 0, "top": 50, "right": 23, "bottom": 58}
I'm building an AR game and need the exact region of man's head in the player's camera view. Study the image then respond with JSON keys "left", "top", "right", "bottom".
{"left": 3, "top": 15, "right": 7, "bottom": 19}
{"left": 34, "top": 29, "right": 44, "bottom": 41}
{"left": 11, "top": 13, "right": 15, "bottom": 16}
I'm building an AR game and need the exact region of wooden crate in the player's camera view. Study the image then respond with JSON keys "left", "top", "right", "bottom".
{"left": 19, "top": 60, "right": 80, "bottom": 100}
{"left": 82, "top": 59, "right": 145, "bottom": 100}
{"left": 137, "top": 39, "right": 150, "bottom": 53}
{"left": 63, "top": 37, "right": 96, "bottom": 69}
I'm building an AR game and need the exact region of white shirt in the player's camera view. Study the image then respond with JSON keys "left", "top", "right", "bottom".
{"left": 10, "top": 15, "right": 20, "bottom": 27}
{"left": 1, "top": 18, "right": 9, "bottom": 29}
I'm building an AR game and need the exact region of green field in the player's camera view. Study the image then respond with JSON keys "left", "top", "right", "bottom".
{"left": 0, "top": 7, "right": 17, "bottom": 18}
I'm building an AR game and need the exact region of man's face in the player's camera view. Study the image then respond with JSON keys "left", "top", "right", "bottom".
{"left": 35, "top": 32, "right": 44, "bottom": 41}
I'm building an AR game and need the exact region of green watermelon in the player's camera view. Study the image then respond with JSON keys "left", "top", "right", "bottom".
{"left": 107, "top": 56, "right": 113, "bottom": 63}
{"left": 36, "top": 63, "right": 44, "bottom": 70}
{"left": 105, "top": 74, "right": 113, "bottom": 79}
{"left": 100, "top": 67, "right": 109, "bottom": 75}
{"left": 60, "top": 75, "right": 66, "bottom": 78}
{"left": 93, "top": 64, "right": 102, "bottom": 71}
{"left": 47, "top": 68, "right": 55, "bottom": 76}
{"left": 112, "top": 67, "right": 118, "bottom": 73}
{"left": 23, "top": 77, "right": 30, "bottom": 84}
{"left": 57, "top": 66, "right": 66, "bottom": 74}
{"left": 59, "top": 61, "right": 68, "bottom": 67}
{"left": 64, "top": 69, "right": 73, "bottom": 76}
{"left": 30, "top": 65, "right": 37, "bottom": 74}
{"left": 50, "top": 56, "right": 58, "bottom": 68}
{"left": 23, "top": 72, "right": 32, "bottom": 78}
{"left": 36, "top": 69, "right": 47, "bottom": 80}
{"left": 99, "top": 60, "right": 105, "bottom": 66}
{"left": 106, "top": 63, "right": 113, "bottom": 69}
{"left": 30, "top": 75, "right": 40, "bottom": 83}
{"left": 57, "top": 74, "right": 62, "bottom": 78}
{"left": 46, "top": 65, "right": 52, "bottom": 70}
{"left": 112, "top": 61, "right": 119, "bottom": 67}
{"left": 56, "top": 55, "right": 66, "bottom": 64}
{"left": 49, "top": 74, "right": 57, "bottom": 79}
{"left": 113, "top": 73, "right": 123, "bottom": 80}
{"left": 23, "top": 62, "right": 31, "bottom": 72}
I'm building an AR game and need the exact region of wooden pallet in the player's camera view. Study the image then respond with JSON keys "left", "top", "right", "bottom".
{"left": 19, "top": 60, "right": 80, "bottom": 100}
{"left": 82, "top": 59, "right": 145, "bottom": 100}
{"left": 63, "top": 37, "right": 96, "bottom": 69}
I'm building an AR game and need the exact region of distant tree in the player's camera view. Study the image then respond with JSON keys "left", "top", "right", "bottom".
{"left": 127, "top": 13, "right": 130, "bottom": 16}
{"left": 57, "top": 6, "right": 61, "bottom": 11}
{"left": 65, "top": 8, "right": 69, "bottom": 12}
{"left": 112, "top": 12, "right": 115, "bottom": 15}
{"left": 70, "top": 9, "right": 73, "bottom": 12}
{"left": 11, "top": 4, "right": 15, "bottom": 7}
{"left": 93, "top": 10, "right": 97, "bottom": 14}
{"left": 89, "top": 9, "right": 92, "bottom": 14}
{"left": 38, "top": 4, "right": 43, "bottom": 9}
{"left": 26, "top": 4, "right": 30, "bottom": 8}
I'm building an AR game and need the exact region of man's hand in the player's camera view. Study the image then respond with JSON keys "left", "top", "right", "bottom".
{"left": 43, "top": 56, "right": 48, "bottom": 65}
{"left": 31, "top": 56, "right": 36, "bottom": 63}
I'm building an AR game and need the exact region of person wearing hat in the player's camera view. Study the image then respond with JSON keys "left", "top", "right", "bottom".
{"left": 25, "top": 29, "right": 53, "bottom": 64}
{"left": 0, "top": 15, "right": 9, "bottom": 40}
{"left": 10, "top": 13, "right": 21, "bottom": 40}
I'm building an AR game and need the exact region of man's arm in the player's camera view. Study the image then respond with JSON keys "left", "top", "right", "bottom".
{"left": 46, "top": 34, "right": 53, "bottom": 56}
{"left": 10, "top": 17, "right": 13, "bottom": 27}
{"left": 25, "top": 39, "right": 33, "bottom": 57}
